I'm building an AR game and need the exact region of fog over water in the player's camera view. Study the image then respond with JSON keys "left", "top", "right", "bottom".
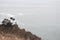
{"left": 0, "top": 0, "right": 60, "bottom": 40}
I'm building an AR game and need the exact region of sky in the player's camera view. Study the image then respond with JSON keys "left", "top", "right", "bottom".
{"left": 0, "top": 0, "right": 60, "bottom": 40}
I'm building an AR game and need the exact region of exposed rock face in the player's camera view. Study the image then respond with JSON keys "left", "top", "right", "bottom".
{"left": 0, "top": 24, "right": 41, "bottom": 40}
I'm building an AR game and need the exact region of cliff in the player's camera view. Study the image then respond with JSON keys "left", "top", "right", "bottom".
{"left": 0, "top": 24, "right": 41, "bottom": 40}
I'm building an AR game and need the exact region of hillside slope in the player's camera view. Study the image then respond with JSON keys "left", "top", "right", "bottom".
{"left": 0, "top": 24, "right": 41, "bottom": 40}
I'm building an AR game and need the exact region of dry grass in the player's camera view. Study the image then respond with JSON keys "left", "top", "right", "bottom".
{"left": 0, "top": 34, "right": 25, "bottom": 40}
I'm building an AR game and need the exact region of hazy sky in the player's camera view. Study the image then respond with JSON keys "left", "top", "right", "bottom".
{"left": 0, "top": 0, "right": 60, "bottom": 40}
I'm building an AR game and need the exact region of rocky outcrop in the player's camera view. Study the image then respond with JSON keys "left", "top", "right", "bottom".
{"left": 0, "top": 24, "right": 41, "bottom": 40}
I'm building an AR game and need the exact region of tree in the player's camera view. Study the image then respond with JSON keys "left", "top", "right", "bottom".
{"left": 2, "top": 19, "right": 12, "bottom": 27}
